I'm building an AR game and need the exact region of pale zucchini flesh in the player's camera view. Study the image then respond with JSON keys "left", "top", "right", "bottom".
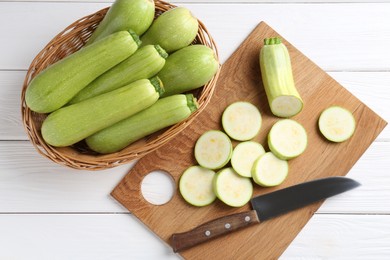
{"left": 252, "top": 152, "right": 288, "bottom": 187}
{"left": 179, "top": 166, "right": 216, "bottom": 207}
{"left": 260, "top": 37, "right": 303, "bottom": 118}
{"left": 194, "top": 130, "right": 232, "bottom": 170}
{"left": 268, "top": 119, "right": 307, "bottom": 160}
{"left": 222, "top": 101, "right": 262, "bottom": 141}
{"left": 86, "top": 94, "right": 197, "bottom": 154}
{"left": 42, "top": 78, "right": 163, "bottom": 147}
{"left": 318, "top": 106, "right": 356, "bottom": 142}
{"left": 231, "top": 141, "right": 265, "bottom": 178}
{"left": 213, "top": 168, "right": 253, "bottom": 207}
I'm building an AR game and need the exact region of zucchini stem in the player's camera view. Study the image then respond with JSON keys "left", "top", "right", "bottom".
{"left": 149, "top": 76, "right": 165, "bottom": 97}
{"left": 264, "top": 37, "right": 282, "bottom": 45}
{"left": 128, "top": 29, "right": 142, "bottom": 47}
{"left": 185, "top": 94, "right": 198, "bottom": 113}
{"left": 154, "top": 45, "right": 169, "bottom": 59}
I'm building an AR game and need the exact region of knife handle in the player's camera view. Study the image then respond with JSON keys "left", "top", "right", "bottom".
{"left": 170, "top": 210, "right": 259, "bottom": 252}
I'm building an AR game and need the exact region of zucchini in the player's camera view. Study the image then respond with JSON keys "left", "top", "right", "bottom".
{"left": 222, "top": 101, "right": 262, "bottom": 141}
{"left": 179, "top": 166, "right": 216, "bottom": 207}
{"left": 69, "top": 45, "right": 168, "bottom": 104}
{"left": 140, "top": 7, "right": 198, "bottom": 53}
{"left": 252, "top": 152, "right": 288, "bottom": 187}
{"left": 268, "top": 119, "right": 308, "bottom": 160}
{"left": 213, "top": 168, "right": 253, "bottom": 208}
{"left": 158, "top": 45, "right": 219, "bottom": 97}
{"left": 25, "top": 30, "right": 140, "bottom": 113}
{"left": 86, "top": 94, "right": 198, "bottom": 154}
{"left": 41, "top": 77, "right": 163, "bottom": 147}
{"left": 318, "top": 106, "right": 356, "bottom": 142}
{"left": 259, "top": 37, "right": 303, "bottom": 118}
{"left": 231, "top": 141, "right": 265, "bottom": 178}
{"left": 86, "top": 0, "right": 154, "bottom": 45}
{"left": 194, "top": 130, "right": 232, "bottom": 170}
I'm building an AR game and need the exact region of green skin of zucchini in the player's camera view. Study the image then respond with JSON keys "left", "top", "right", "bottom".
{"left": 158, "top": 45, "right": 219, "bottom": 97}
{"left": 141, "top": 7, "right": 198, "bottom": 53}
{"left": 86, "top": 0, "right": 155, "bottom": 45}
{"left": 260, "top": 37, "right": 303, "bottom": 117}
{"left": 69, "top": 45, "right": 168, "bottom": 104}
{"left": 41, "top": 78, "right": 163, "bottom": 147}
{"left": 86, "top": 94, "right": 198, "bottom": 154}
{"left": 25, "top": 31, "right": 140, "bottom": 113}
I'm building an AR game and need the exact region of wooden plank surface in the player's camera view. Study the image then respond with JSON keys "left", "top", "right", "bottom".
{"left": 1, "top": 3, "right": 390, "bottom": 70}
{"left": 2, "top": 71, "right": 390, "bottom": 141}
{"left": 0, "top": 214, "right": 388, "bottom": 259}
{"left": 112, "top": 22, "right": 386, "bottom": 259}
{"left": 0, "top": 141, "right": 388, "bottom": 213}
{"left": 1, "top": 1, "right": 389, "bottom": 259}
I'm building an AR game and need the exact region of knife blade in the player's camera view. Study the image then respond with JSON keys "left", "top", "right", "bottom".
{"left": 170, "top": 176, "right": 360, "bottom": 252}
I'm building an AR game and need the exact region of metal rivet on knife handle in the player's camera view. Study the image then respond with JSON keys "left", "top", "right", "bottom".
{"left": 225, "top": 223, "right": 231, "bottom": 229}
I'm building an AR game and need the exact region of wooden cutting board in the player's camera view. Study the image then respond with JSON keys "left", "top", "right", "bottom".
{"left": 111, "top": 22, "right": 387, "bottom": 259}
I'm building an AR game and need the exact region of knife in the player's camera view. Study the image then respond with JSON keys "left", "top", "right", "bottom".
{"left": 170, "top": 176, "right": 360, "bottom": 252}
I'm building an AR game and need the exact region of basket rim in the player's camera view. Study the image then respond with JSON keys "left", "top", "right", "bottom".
{"left": 21, "top": 0, "right": 221, "bottom": 170}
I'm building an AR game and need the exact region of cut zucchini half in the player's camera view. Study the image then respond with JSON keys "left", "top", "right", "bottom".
{"left": 213, "top": 168, "right": 253, "bottom": 207}
{"left": 268, "top": 119, "right": 307, "bottom": 160}
{"left": 318, "top": 106, "right": 356, "bottom": 142}
{"left": 231, "top": 141, "right": 265, "bottom": 178}
{"left": 252, "top": 152, "right": 288, "bottom": 187}
{"left": 179, "top": 166, "right": 216, "bottom": 207}
{"left": 194, "top": 130, "right": 232, "bottom": 170}
{"left": 222, "top": 101, "right": 262, "bottom": 141}
{"left": 259, "top": 37, "right": 303, "bottom": 118}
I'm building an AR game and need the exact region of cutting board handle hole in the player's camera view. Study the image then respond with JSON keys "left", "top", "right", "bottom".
{"left": 141, "top": 170, "right": 176, "bottom": 206}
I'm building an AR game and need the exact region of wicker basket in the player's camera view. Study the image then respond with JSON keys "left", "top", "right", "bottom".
{"left": 21, "top": 0, "right": 220, "bottom": 170}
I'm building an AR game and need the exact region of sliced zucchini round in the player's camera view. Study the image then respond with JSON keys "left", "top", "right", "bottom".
{"left": 231, "top": 141, "right": 265, "bottom": 178}
{"left": 222, "top": 101, "right": 262, "bottom": 141}
{"left": 213, "top": 168, "right": 253, "bottom": 207}
{"left": 194, "top": 130, "right": 232, "bottom": 170}
{"left": 268, "top": 119, "right": 307, "bottom": 160}
{"left": 318, "top": 106, "right": 356, "bottom": 142}
{"left": 252, "top": 152, "right": 288, "bottom": 187}
{"left": 179, "top": 166, "right": 216, "bottom": 207}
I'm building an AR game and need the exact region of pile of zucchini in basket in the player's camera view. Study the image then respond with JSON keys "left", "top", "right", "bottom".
{"left": 25, "top": 0, "right": 219, "bottom": 154}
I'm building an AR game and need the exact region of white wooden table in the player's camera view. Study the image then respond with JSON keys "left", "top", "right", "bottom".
{"left": 1, "top": 0, "right": 389, "bottom": 259}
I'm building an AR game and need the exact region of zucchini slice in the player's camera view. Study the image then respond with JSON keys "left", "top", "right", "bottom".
{"left": 194, "top": 130, "right": 232, "bottom": 170}
{"left": 179, "top": 166, "right": 216, "bottom": 207}
{"left": 231, "top": 141, "right": 265, "bottom": 178}
{"left": 222, "top": 101, "right": 262, "bottom": 141}
{"left": 252, "top": 152, "right": 288, "bottom": 187}
{"left": 268, "top": 119, "right": 308, "bottom": 160}
{"left": 213, "top": 168, "right": 253, "bottom": 207}
{"left": 318, "top": 106, "right": 356, "bottom": 142}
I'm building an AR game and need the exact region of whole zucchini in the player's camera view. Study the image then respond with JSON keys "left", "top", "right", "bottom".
{"left": 86, "top": 94, "right": 198, "bottom": 154}
{"left": 158, "top": 45, "right": 219, "bottom": 97}
{"left": 69, "top": 45, "right": 168, "bottom": 104}
{"left": 141, "top": 7, "right": 198, "bottom": 53}
{"left": 41, "top": 77, "right": 164, "bottom": 147}
{"left": 86, "top": 0, "right": 154, "bottom": 45}
{"left": 259, "top": 37, "right": 303, "bottom": 118}
{"left": 26, "top": 30, "right": 140, "bottom": 113}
